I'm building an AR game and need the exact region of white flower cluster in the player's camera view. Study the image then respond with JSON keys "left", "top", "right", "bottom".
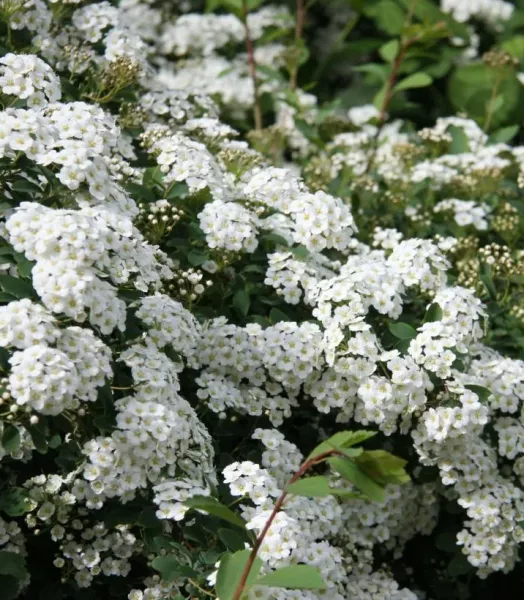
{"left": 0, "top": 54, "right": 61, "bottom": 106}
{"left": 6, "top": 202, "right": 172, "bottom": 333}
{"left": 434, "top": 198, "right": 491, "bottom": 230}
{"left": 441, "top": 0, "right": 514, "bottom": 25}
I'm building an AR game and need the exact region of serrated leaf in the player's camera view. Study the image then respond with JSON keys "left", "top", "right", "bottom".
{"left": 388, "top": 322, "right": 417, "bottom": 340}
{"left": 328, "top": 456, "right": 386, "bottom": 503}
{"left": 216, "top": 549, "right": 262, "bottom": 600}
{"left": 308, "top": 431, "right": 375, "bottom": 460}
{"left": 255, "top": 565, "right": 326, "bottom": 590}
{"left": 2, "top": 424, "right": 20, "bottom": 453}
{"left": 394, "top": 72, "right": 432, "bottom": 92}
{"left": 355, "top": 450, "right": 410, "bottom": 485}
{"left": 183, "top": 496, "right": 246, "bottom": 529}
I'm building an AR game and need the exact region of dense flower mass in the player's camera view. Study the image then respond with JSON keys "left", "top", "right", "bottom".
{"left": 0, "top": 1, "right": 523, "bottom": 600}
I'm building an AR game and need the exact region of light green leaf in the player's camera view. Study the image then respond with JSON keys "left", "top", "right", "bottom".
{"left": 218, "top": 529, "right": 246, "bottom": 552}
{"left": 388, "top": 322, "right": 417, "bottom": 340}
{"left": 183, "top": 496, "right": 246, "bottom": 529}
{"left": 255, "top": 565, "right": 326, "bottom": 590}
{"left": 379, "top": 40, "right": 399, "bottom": 63}
{"left": 307, "top": 430, "right": 375, "bottom": 460}
{"left": 328, "top": 456, "right": 386, "bottom": 503}
{"left": 355, "top": 450, "right": 410, "bottom": 485}
{"left": 287, "top": 476, "right": 359, "bottom": 498}
{"left": 489, "top": 125, "right": 519, "bottom": 144}
{"left": 448, "top": 125, "right": 470, "bottom": 154}
{"left": 216, "top": 549, "right": 262, "bottom": 600}
{"left": 394, "top": 72, "right": 432, "bottom": 92}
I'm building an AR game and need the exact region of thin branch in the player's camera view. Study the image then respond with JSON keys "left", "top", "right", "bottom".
{"left": 230, "top": 449, "right": 341, "bottom": 600}
{"left": 290, "top": 0, "right": 306, "bottom": 90}
{"left": 242, "top": 0, "right": 262, "bottom": 131}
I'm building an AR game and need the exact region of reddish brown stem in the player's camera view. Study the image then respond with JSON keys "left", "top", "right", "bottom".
{"left": 290, "top": 0, "right": 306, "bottom": 90}
{"left": 378, "top": 44, "right": 408, "bottom": 124}
{"left": 230, "top": 449, "right": 339, "bottom": 600}
{"left": 242, "top": 0, "right": 262, "bottom": 131}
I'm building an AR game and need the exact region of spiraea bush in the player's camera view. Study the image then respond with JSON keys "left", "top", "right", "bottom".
{"left": 0, "top": 0, "right": 523, "bottom": 599}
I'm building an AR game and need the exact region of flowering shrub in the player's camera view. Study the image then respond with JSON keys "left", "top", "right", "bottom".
{"left": 0, "top": 0, "right": 523, "bottom": 599}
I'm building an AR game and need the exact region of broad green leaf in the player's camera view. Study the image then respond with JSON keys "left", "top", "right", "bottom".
{"left": 255, "top": 565, "right": 326, "bottom": 590}
{"left": 269, "top": 308, "right": 290, "bottom": 324}
{"left": 287, "top": 476, "right": 359, "bottom": 498}
{"left": 151, "top": 555, "right": 196, "bottom": 581}
{"left": 1, "top": 424, "right": 20, "bottom": 453}
{"left": 0, "top": 275, "right": 34, "bottom": 299}
{"left": 216, "top": 549, "right": 262, "bottom": 600}
{"left": 367, "top": 0, "right": 406, "bottom": 35}
{"left": 183, "top": 496, "right": 246, "bottom": 529}
{"left": 233, "top": 289, "right": 250, "bottom": 317}
{"left": 388, "top": 322, "right": 417, "bottom": 340}
{"left": 394, "top": 72, "right": 432, "bottom": 92}
{"left": 379, "top": 40, "right": 399, "bottom": 63}
{"left": 353, "top": 63, "right": 389, "bottom": 82}
{"left": 448, "top": 553, "right": 472, "bottom": 577}
{"left": 355, "top": 450, "right": 410, "bottom": 485}
{"left": 218, "top": 529, "right": 246, "bottom": 552}
{"left": 448, "top": 125, "right": 470, "bottom": 154}
{"left": 125, "top": 182, "right": 156, "bottom": 203}
{"left": 166, "top": 182, "right": 189, "bottom": 200}
{"left": 0, "top": 488, "right": 34, "bottom": 517}
{"left": 328, "top": 456, "right": 386, "bottom": 503}
{"left": 424, "top": 302, "right": 443, "bottom": 323}
{"left": 12, "top": 179, "right": 42, "bottom": 194}
{"left": 308, "top": 430, "right": 375, "bottom": 460}
{"left": 0, "top": 575, "right": 21, "bottom": 600}
{"left": 464, "top": 385, "right": 491, "bottom": 402}
{"left": 489, "top": 125, "right": 519, "bottom": 144}
{"left": 0, "top": 552, "right": 27, "bottom": 579}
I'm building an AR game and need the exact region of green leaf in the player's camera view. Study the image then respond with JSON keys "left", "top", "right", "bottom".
{"left": 394, "top": 72, "right": 432, "bottom": 92}
{"left": 0, "top": 575, "right": 21, "bottom": 600}
{"left": 261, "top": 233, "right": 290, "bottom": 247}
{"left": 125, "top": 182, "right": 156, "bottom": 203}
{"left": 379, "top": 40, "right": 399, "bottom": 63}
{"left": 1, "top": 424, "right": 20, "bottom": 453}
{"left": 11, "top": 179, "right": 42, "bottom": 194}
{"left": 353, "top": 63, "right": 389, "bottom": 82}
{"left": 183, "top": 496, "right": 246, "bottom": 529}
{"left": 255, "top": 565, "right": 326, "bottom": 590}
{"left": 151, "top": 555, "right": 196, "bottom": 582}
{"left": 464, "top": 385, "right": 491, "bottom": 402}
{"left": 448, "top": 553, "right": 472, "bottom": 577}
{"left": 269, "top": 308, "right": 290, "bottom": 324}
{"left": 367, "top": 0, "right": 406, "bottom": 35}
{"left": 448, "top": 124, "right": 470, "bottom": 154}
{"left": 489, "top": 124, "right": 519, "bottom": 144}
{"left": 0, "top": 275, "right": 33, "bottom": 299}
{"left": 0, "top": 488, "right": 33, "bottom": 517}
{"left": 355, "top": 450, "right": 410, "bottom": 485}
{"left": 233, "top": 289, "right": 250, "bottom": 318}
{"left": 308, "top": 430, "right": 375, "bottom": 460}
{"left": 388, "top": 322, "right": 417, "bottom": 340}
{"left": 218, "top": 529, "right": 246, "bottom": 552}
{"left": 0, "top": 551, "right": 27, "bottom": 579}
{"left": 166, "top": 182, "right": 189, "bottom": 200}
{"left": 328, "top": 456, "right": 386, "bottom": 503}
{"left": 424, "top": 302, "right": 443, "bottom": 323}
{"left": 216, "top": 549, "right": 262, "bottom": 600}
{"left": 286, "top": 476, "right": 359, "bottom": 498}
